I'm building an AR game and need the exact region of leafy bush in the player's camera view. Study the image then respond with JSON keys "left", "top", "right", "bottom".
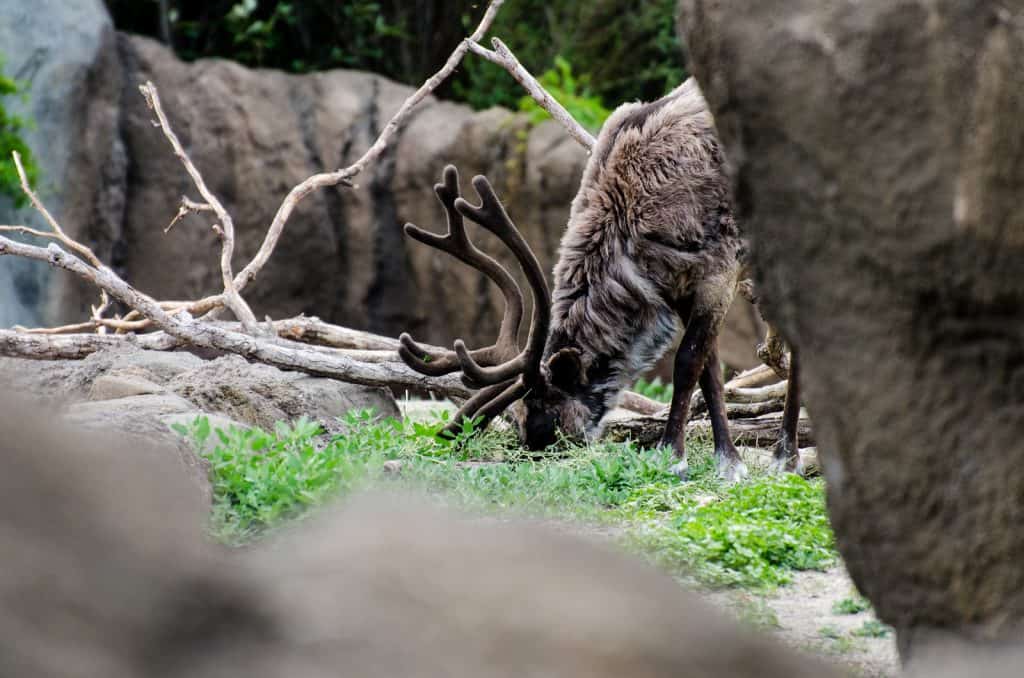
{"left": 0, "top": 56, "right": 39, "bottom": 207}
{"left": 105, "top": 0, "right": 686, "bottom": 114}
{"left": 516, "top": 57, "right": 610, "bottom": 132}
{"left": 173, "top": 411, "right": 401, "bottom": 543}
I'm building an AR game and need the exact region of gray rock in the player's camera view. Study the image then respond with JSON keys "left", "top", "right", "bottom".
{"left": 0, "top": 0, "right": 124, "bottom": 327}
{"left": 168, "top": 354, "right": 399, "bottom": 432}
{"left": 679, "top": 0, "right": 1024, "bottom": 660}
{"left": 89, "top": 373, "right": 167, "bottom": 400}
{"left": 62, "top": 393, "right": 211, "bottom": 506}
{"left": 0, "top": 345, "right": 203, "bottom": 403}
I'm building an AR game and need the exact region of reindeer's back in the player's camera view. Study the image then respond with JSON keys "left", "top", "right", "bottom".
{"left": 556, "top": 78, "right": 741, "bottom": 305}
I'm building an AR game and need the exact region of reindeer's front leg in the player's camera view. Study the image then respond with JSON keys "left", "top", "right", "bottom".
{"left": 659, "top": 296, "right": 727, "bottom": 479}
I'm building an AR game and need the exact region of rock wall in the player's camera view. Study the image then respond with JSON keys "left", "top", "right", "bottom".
{"left": 0, "top": 0, "right": 124, "bottom": 327}
{"left": 678, "top": 0, "right": 1024, "bottom": 661}
{"left": 0, "top": 1, "right": 764, "bottom": 371}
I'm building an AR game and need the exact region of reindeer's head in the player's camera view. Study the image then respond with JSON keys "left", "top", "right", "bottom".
{"left": 399, "top": 165, "right": 607, "bottom": 451}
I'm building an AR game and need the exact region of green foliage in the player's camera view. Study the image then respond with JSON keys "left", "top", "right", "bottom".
{"left": 832, "top": 594, "right": 871, "bottom": 615}
{"left": 176, "top": 409, "right": 836, "bottom": 591}
{"left": 0, "top": 56, "right": 39, "bottom": 208}
{"left": 631, "top": 376, "right": 674, "bottom": 403}
{"left": 516, "top": 57, "right": 610, "bottom": 132}
{"left": 106, "top": 0, "right": 686, "bottom": 114}
{"left": 173, "top": 410, "right": 401, "bottom": 544}
{"left": 851, "top": 620, "right": 892, "bottom": 638}
{"left": 632, "top": 474, "right": 835, "bottom": 588}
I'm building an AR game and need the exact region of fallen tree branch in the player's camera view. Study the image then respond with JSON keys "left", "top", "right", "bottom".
{"left": 0, "top": 237, "right": 472, "bottom": 400}
{"left": 603, "top": 409, "right": 814, "bottom": 449}
{"left": 618, "top": 391, "right": 667, "bottom": 416}
{"left": 0, "top": 328, "right": 180, "bottom": 359}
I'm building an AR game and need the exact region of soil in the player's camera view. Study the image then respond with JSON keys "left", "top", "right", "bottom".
{"left": 706, "top": 567, "right": 899, "bottom": 677}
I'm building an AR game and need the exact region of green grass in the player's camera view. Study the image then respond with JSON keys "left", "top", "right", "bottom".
{"left": 174, "top": 409, "right": 836, "bottom": 589}
{"left": 851, "top": 620, "right": 892, "bottom": 638}
{"left": 833, "top": 594, "right": 871, "bottom": 615}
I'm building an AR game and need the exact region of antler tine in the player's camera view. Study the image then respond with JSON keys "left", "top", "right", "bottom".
{"left": 451, "top": 175, "right": 552, "bottom": 388}
{"left": 398, "top": 165, "right": 526, "bottom": 377}
{"left": 438, "top": 379, "right": 516, "bottom": 437}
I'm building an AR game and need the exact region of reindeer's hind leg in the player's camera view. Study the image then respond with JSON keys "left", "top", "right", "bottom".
{"left": 699, "top": 345, "right": 748, "bottom": 482}
{"left": 771, "top": 347, "right": 804, "bottom": 475}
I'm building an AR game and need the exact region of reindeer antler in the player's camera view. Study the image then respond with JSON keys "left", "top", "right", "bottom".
{"left": 399, "top": 165, "right": 551, "bottom": 435}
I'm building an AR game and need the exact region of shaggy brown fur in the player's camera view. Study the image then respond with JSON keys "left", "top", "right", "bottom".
{"left": 516, "top": 78, "right": 746, "bottom": 479}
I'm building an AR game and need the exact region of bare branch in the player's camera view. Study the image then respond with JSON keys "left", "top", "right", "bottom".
{"left": 466, "top": 38, "right": 597, "bottom": 151}
{"left": 6, "top": 151, "right": 111, "bottom": 316}
{"left": 139, "top": 82, "right": 257, "bottom": 331}
{"left": 231, "top": 0, "right": 507, "bottom": 295}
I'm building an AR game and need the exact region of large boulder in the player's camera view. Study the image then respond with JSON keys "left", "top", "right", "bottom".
{"left": 679, "top": 0, "right": 1024, "bottom": 661}
{"left": 0, "top": 0, "right": 124, "bottom": 327}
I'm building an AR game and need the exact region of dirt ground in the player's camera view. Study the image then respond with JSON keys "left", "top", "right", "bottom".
{"left": 706, "top": 567, "right": 899, "bottom": 677}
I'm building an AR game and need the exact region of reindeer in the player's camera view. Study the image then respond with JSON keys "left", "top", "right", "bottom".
{"left": 399, "top": 78, "right": 801, "bottom": 480}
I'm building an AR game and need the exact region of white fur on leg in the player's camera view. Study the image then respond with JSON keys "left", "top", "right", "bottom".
{"left": 669, "top": 458, "right": 689, "bottom": 481}
{"left": 717, "top": 456, "right": 749, "bottom": 483}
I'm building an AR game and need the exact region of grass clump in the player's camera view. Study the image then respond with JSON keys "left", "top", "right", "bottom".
{"left": 631, "top": 473, "right": 834, "bottom": 588}
{"left": 851, "top": 620, "right": 892, "bottom": 638}
{"left": 176, "top": 408, "right": 837, "bottom": 592}
{"left": 173, "top": 411, "right": 405, "bottom": 544}
{"left": 832, "top": 594, "right": 871, "bottom": 615}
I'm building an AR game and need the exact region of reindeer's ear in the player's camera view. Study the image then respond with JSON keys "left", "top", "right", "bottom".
{"left": 547, "top": 348, "right": 585, "bottom": 393}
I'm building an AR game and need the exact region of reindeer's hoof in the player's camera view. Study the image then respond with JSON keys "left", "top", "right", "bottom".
{"left": 669, "top": 459, "right": 689, "bottom": 481}
{"left": 769, "top": 452, "right": 805, "bottom": 476}
{"left": 716, "top": 456, "right": 749, "bottom": 483}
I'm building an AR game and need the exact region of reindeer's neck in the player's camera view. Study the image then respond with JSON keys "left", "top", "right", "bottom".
{"left": 546, "top": 256, "right": 680, "bottom": 417}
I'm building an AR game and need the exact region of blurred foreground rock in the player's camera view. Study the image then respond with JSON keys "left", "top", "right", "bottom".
{"left": 0, "top": 392, "right": 847, "bottom": 678}
{"left": 679, "top": 0, "right": 1024, "bottom": 662}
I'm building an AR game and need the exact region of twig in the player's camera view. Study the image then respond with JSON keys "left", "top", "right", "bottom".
{"left": 165, "top": 196, "right": 215, "bottom": 233}
{"left": 139, "top": 82, "right": 258, "bottom": 331}
{"left": 1, "top": 152, "right": 111, "bottom": 317}
{"left": 466, "top": 38, "right": 596, "bottom": 151}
